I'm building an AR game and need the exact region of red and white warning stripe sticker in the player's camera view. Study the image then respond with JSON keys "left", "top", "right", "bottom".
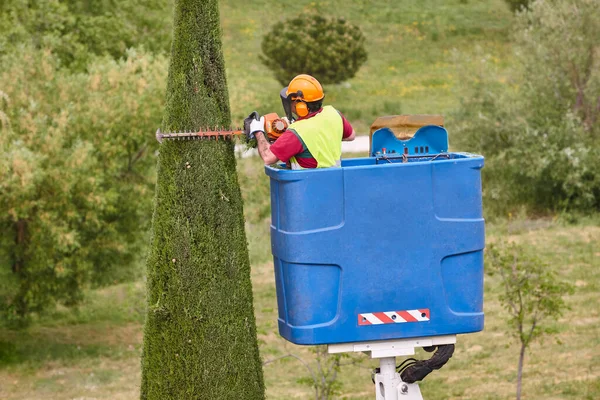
{"left": 358, "top": 309, "right": 430, "bottom": 326}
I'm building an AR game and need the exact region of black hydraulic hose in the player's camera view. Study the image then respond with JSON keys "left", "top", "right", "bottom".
{"left": 400, "top": 344, "right": 455, "bottom": 383}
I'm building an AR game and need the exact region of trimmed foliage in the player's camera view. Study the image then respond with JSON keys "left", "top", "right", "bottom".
{"left": 139, "top": 0, "right": 265, "bottom": 398}
{"left": 260, "top": 13, "right": 368, "bottom": 86}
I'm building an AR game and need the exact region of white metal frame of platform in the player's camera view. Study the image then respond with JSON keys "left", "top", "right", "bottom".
{"left": 328, "top": 335, "right": 456, "bottom": 400}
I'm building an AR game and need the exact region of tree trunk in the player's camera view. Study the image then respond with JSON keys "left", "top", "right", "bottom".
{"left": 12, "top": 219, "right": 27, "bottom": 274}
{"left": 516, "top": 343, "right": 526, "bottom": 400}
{"left": 12, "top": 219, "right": 28, "bottom": 317}
{"left": 140, "top": 1, "right": 265, "bottom": 398}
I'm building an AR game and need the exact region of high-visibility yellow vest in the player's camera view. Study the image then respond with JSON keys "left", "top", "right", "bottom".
{"left": 288, "top": 106, "right": 343, "bottom": 169}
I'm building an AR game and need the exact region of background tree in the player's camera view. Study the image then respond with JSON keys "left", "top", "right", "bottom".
{"left": 260, "top": 13, "right": 368, "bottom": 86}
{"left": 0, "top": 47, "right": 166, "bottom": 323}
{"left": 516, "top": 0, "right": 599, "bottom": 134}
{"left": 139, "top": 0, "right": 265, "bottom": 398}
{"left": 0, "top": 0, "right": 172, "bottom": 71}
{"left": 487, "top": 242, "right": 573, "bottom": 400}
{"left": 453, "top": 0, "right": 600, "bottom": 216}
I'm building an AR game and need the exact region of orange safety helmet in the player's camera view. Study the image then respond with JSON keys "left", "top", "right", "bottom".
{"left": 280, "top": 74, "right": 325, "bottom": 120}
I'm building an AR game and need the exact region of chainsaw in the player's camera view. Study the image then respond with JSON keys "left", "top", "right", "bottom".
{"left": 155, "top": 112, "right": 289, "bottom": 144}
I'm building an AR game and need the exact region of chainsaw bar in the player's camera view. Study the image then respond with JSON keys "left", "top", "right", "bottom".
{"left": 155, "top": 128, "right": 244, "bottom": 143}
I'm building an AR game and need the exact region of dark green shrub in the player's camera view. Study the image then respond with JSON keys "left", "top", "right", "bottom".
{"left": 504, "top": 0, "right": 532, "bottom": 12}
{"left": 260, "top": 14, "right": 368, "bottom": 86}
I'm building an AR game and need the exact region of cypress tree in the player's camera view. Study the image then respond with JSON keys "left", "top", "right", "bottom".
{"left": 140, "top": 1, "right": 265, "bottom": 398}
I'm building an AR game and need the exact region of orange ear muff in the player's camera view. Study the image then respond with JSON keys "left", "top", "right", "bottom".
{"left": 295, "top": 100, "right": 308, "bottom": 117}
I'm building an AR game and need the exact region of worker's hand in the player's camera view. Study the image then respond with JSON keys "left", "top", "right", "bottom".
{"left": 250, "top": 116, "right": 265, "bottom": 136}
{"left": 243, "top": 111, "right": 264, "bottom": 140}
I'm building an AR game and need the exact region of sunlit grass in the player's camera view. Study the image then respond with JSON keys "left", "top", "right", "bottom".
{"left": 1, "top": 159, "right": 598, "bottom": 400}
{"left": 221, "top": 0, "right": 514, "bottom": 134}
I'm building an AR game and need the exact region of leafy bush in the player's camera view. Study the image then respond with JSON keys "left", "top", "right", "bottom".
{"left": 260, "top": 14, "right": 368, "bottom": 86}
{"left": 0, "top": 0, "right": 171, "bottom": 70}
{"left": 452, "top": 0, "right": 600, "bottom": 217}
{"left": 0, "top": 46, "right": 167, "bottom": 324}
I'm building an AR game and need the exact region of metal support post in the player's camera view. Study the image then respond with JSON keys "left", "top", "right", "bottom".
{"left": 375, "top": 357, "right": 400, "bottom": 400}
{"left": 374, "top": 357, "right": 423, "bottom": 400}
{"left": 329, "top": 335, "right": 456, "bottom": 400}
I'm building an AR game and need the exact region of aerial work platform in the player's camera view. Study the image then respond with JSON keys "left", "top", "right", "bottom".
{"left": 266, "top": 124, "right": 485, "bottom": 346}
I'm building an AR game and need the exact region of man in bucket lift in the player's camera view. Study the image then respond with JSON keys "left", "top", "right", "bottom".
{"left": 247, "top": 74, "right": 356, "bottom": 169}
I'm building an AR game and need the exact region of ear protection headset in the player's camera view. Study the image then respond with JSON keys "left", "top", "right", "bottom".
{"left": 293, "top": 94, "right": 309, "bottom": 118}
{"left": 280, "top": 75, "right": 325, "bottom": 121}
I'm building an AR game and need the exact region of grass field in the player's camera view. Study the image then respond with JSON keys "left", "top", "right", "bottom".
{"left": 222, "top": 0, "right": 514, "bottom": 133}
{"left": 2, "top": 1, "right": 598, "bottom": 399}
{"left": 1, "top": 155, "right": 599, "bottom": 400}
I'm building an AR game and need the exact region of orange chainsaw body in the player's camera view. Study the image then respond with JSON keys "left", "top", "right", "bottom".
{"left": 263, "top": 113, "right": 289, "bottom": 141}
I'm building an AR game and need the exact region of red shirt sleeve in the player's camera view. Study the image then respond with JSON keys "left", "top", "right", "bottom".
{"left": 270, "top": 130, "right": 304, "bottom": 163}
{"left": 339, "top": 112, "right": 354, "bottom": 139}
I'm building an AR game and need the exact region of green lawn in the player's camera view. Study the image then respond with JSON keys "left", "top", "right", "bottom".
{"left": 221, "top": 0, "right": 514, "bottom": 133}
{"left": 1, "top": 155, "right": 599, "bottom": 399}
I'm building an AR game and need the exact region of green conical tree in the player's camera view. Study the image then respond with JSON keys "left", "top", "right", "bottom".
{"left": 140, "top": 1, "right": 265, "bottom": 398}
